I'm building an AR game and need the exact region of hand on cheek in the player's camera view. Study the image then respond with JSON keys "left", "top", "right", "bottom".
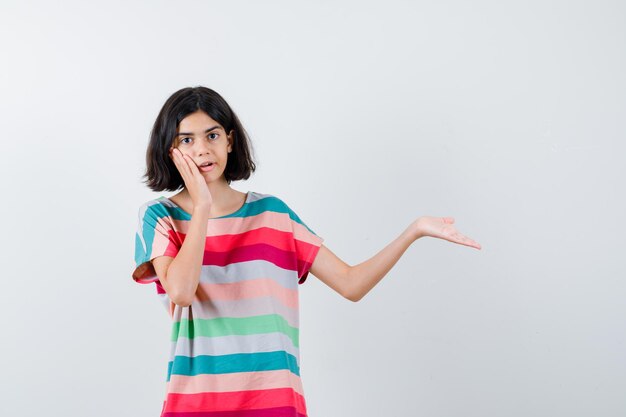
{"left": 169, "top": 147, "right": 182, "bottom": 160}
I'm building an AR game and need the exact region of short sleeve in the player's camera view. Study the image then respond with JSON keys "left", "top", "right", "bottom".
{"left": 283, "top": 202, "right": 324, "bottom": 285}
{"left": 132, "top": 203, "right": 181, "bottom": 284}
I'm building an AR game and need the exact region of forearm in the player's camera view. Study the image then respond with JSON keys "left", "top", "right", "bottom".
{"left": 165, "top": 207, "right": 210, "bottom": 305}
{"left": 347, "top": 225, "right": 419, "bottom": 302}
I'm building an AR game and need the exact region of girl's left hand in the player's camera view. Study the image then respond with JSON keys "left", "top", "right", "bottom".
{"left": 412, "top": 216, "right": 482, "bottom": 250}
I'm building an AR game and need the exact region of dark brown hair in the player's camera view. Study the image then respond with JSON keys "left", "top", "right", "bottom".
{"left": 142, "top": 86, "right": 257, "bottom": 191}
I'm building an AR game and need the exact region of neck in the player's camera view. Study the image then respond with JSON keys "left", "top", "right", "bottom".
{"left": 181, "top": 178, "right": 237, "bottom": 211}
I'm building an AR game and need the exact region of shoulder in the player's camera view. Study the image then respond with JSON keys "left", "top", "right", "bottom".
{"left": 137, "top": 197, "right": 165, "bottom": 213}
{"left": 247, "top": 191, "right": 285, "bottom": 208}
{"left": 251, "top": 192, "right": 307, "bottom": 223}
{"left": 251, "top": 191, "right": 300, "bottom": 213}
{"left": 136, "top": 197, "right": 176, "bottom": 221}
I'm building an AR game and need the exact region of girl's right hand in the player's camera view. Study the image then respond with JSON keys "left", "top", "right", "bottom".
{"left": 169, "top": 147, "right": 213, "bottom": 211}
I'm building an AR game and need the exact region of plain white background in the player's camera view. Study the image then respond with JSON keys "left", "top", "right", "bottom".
{"left": 1, "top": 0, "right": 624, "bottom": 416}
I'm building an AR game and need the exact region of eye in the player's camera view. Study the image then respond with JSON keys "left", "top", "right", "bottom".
{"left": 180, "top": 137, "right": 192, "bottom": 144}
{"left": 208, "top": 133, "right": 219, "bottom": 140}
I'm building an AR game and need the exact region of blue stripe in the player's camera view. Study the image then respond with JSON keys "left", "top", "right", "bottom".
{"left": 166, "top": 350, "right": 301, "bottom": 381}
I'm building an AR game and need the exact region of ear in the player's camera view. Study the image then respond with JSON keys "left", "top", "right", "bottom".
{"left": 228, "top": 129, "right": 234, "bottom": 152}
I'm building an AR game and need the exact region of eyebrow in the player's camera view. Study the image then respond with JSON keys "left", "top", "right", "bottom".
{"left": 176, "top": 125, "right": 221, "bottom": 136}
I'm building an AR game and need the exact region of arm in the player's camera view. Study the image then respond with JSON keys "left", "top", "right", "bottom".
{"left": 309, "top": 225, "right": 417, "bottom": 302}
{"left": 309, "top": 217, "right": 481, "bottom": 302}
{"left": 152, "top": 205, "right": 210, "bottom": 307}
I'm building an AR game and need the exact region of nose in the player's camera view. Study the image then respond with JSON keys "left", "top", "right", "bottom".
{"left": 195, "top": 139, "right": 212, "bottom": 156}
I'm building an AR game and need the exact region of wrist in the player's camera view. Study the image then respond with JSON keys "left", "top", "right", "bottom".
{"left": 192, "top": 205, "right": 211, "bottom": 217}
{"left": 408, "top": 219, "right": 423, "bottom": 241}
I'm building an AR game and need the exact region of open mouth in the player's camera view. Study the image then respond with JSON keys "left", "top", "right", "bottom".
{"left": 199, "top": 162, "right": 216, "bottom": 172}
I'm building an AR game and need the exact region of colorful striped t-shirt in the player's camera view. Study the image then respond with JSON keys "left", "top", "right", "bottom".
{"left": 132, "top": 191, "right": 324, "bottom": 417}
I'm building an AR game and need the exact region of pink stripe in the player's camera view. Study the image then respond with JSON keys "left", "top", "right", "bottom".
{"left": 169, "top": 210, "right": 290, "bottom": 237}
{"left": 196, "top": 278, "right": 298, "bottom": 309}
{"left": 162, "top": 406, "right": 306, "bottom": 417}
{"left": 291, "top": 221, "right": 322, "bottom": 245}
{"left": 168, "top": 210, "right": 320, "bottom": 248}
{"left": 201, "top": 243, "right": 297, "bottom": 276}
{"left": 204, "top": 227, "right": 294, "bottom": 253}
{"left": 166, "top": 369, "right": 305, "bottom": 396}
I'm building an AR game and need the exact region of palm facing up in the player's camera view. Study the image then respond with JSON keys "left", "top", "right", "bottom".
{"left": 414, "top": 216, "right": 482, "bottom": 250}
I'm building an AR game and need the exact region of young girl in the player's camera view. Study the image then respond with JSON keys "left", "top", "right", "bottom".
{"left": 132, "top": 86, "right": 481, "bottom": 417}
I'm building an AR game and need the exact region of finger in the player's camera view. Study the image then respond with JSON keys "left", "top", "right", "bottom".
{"left": 170, "top": 148, "right": 181, "bottom": 169}
{"left": 180, "top": 152, "right": 195, "bottom": 177}
{"left": 454, "top": 237, "right": 479, "bottom": 249}
{"left": 182, "top": 153, "right": 201, "bottom": 176}
{"left": 170, "top": 149, "right": 180, "bottom": 167}
{"left": 447, "top": 226, "right": 479, "bottom": 248}
{"left": 182, "top": 153, "right": 206, "bottom": 185}
{"left": 173, "top": 149, "right": 192, "bottom": 180}
{"left": 458, "top": 235, "right": 481, "bottom": 250}
{"left": 171, "top": 148, "right": 182, "bottom": 167}
{"left": 447, "top": 231, "right": 481, "bottom": 249}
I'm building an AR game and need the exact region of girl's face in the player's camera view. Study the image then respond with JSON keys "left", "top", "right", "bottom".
{"left": 171, "top": 110, "right": 234, "bottom": 182}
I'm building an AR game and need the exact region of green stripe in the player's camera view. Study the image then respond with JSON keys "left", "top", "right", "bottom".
{"left": 171, "top": 313, "right": 299, "bottom": 348}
